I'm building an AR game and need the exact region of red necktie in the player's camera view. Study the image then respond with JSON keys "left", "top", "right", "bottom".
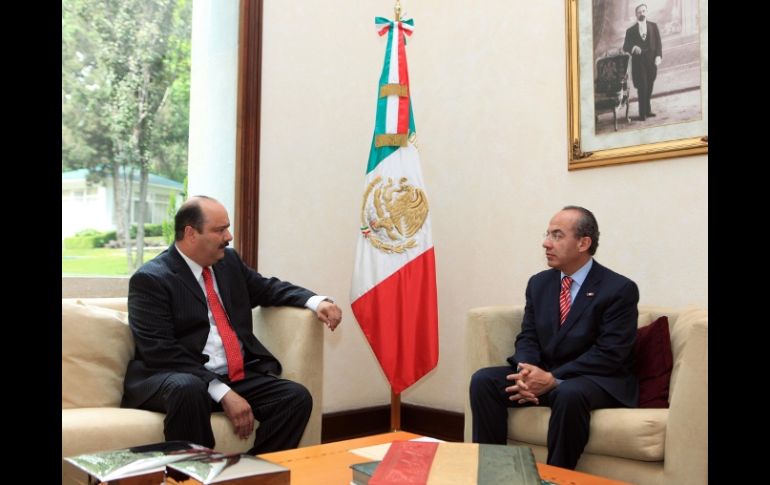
{"left": 559, "top": 276, "right": 573, "bottom": 326}
{"left": 201, "top": 267, "right": 245, "bottom": 381}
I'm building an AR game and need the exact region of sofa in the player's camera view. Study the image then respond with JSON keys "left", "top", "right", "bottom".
{"left": 62, "top": 297, "right": 324, "bottom": 485}
{"left": 464, "top": 305, "right": 708, "bottom": 485}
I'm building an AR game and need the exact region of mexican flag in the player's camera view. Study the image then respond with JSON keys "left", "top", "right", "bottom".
{"left": 350, "top": 16, "right": 438, "bottom": 394}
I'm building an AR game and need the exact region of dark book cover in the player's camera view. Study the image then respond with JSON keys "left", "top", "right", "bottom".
{"left": 350, "top": 460, "right": 381, "bottom": 485}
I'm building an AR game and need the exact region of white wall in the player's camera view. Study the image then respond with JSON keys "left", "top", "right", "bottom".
{"left": 256, "top": 0, "right": 707, "bottom": 414}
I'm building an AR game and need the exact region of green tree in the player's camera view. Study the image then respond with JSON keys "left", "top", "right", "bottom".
{"left": 162, "top": 191, "right": 177, "bottom": 245}
{"left": 62, "top": 0, "right": 191, "bottom": 270}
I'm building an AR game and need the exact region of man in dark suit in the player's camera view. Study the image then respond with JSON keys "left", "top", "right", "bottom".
{"left": 469, "top": 206, "right": 638, "bottom": 470}
{"left": 623, "top": 3, "right": 663, "bottom": 121}
{"left": 121, "top": 195, "right": 342, "bottom": 454}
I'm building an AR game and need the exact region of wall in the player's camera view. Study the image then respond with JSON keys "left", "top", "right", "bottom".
{"left": 258, "top": 0, "right": 708, "bottom": 413}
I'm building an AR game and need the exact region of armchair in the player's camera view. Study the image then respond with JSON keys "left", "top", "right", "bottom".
{"left": 62, "top": 298, "right": 324, "bottom": 485}
{"left": 464, "top": 305, "right": 707, "bottom": 485}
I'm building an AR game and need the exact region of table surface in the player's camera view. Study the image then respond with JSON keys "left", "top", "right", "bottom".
{"left": 258, "top": 431, "right": 632, "bottom": 485}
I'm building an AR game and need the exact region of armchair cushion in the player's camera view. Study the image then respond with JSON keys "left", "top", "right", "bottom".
{"left": 634, "top": 316, "right": 673, "bottom": 408}
{"left": 507, "top": 407, "right": 667, "bottom": 461}
{"left": 62, "top": 300, "right": 133, "bottom": 409}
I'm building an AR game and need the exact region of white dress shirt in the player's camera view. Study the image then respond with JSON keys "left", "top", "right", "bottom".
{"left": 638, "top": 20, "right": 647, "bottom": 40}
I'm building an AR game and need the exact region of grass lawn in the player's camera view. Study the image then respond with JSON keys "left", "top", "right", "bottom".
{"left": 62, "top": 246, "right": 166, "bottom": 276}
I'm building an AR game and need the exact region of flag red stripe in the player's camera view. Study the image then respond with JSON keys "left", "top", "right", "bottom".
{"left": 351, "top": 248, "right": 438, "bottom": 394}
{"left": 396, "top": 22, "right": 410, "bottom": 134}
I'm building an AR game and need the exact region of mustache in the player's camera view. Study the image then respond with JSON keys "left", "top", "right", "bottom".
{"left": 220, "top": 241, "right": 229, "bottom": 249}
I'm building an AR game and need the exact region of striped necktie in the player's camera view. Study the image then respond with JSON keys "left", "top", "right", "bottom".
{"left": 559, "top": 276, "right": 573, "bottom": 326}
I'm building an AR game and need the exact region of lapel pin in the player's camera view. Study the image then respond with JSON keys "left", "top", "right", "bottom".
{"left": 586, "top": 292, "right": 595, "bottom": 297}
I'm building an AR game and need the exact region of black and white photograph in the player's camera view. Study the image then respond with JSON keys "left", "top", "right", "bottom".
{"left": 592, "top": 0, "right": 702, "bottom": 135}
{"left": 566, "top": 0, "right": 708, "bottom": 168}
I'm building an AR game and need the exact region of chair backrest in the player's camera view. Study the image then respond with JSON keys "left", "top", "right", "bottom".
{"left": 594, "top": 53, "right": 631, "bottom": 94}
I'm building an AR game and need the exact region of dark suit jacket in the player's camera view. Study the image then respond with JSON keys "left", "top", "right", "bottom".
{"left": 623, "top": 21, "right": 662, "bottom": 86}
{"left": 121, "top": 244, "right": 315, "bottom": 409}
{"left": 507, "top": 261, "right": 639, "bottom": 407}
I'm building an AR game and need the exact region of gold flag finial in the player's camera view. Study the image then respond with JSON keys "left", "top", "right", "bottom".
{"left": 394, "top": 0, "right": 402, "bottom": 21}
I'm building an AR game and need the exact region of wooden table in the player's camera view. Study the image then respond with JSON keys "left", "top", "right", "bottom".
{"left": 259, "top": 431, "right": 632, "bottom": 485}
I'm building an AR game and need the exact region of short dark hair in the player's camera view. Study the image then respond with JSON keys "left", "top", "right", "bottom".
{"left": 174, "top": 195, "right": 215, "bottom": 241}
{"left": 635, "top": 3, "right": 647, "bottom": 14}
{"left": 562, "top": 205, "right": 600, "bottom": 255}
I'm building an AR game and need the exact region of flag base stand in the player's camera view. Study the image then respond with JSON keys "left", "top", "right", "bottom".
{"left": 390, "top": 389, "right": 401, "bottom": 431}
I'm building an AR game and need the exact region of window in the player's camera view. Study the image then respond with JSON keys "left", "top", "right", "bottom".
{"left": 62, "top": 0, "right": 192, "bottom": 276}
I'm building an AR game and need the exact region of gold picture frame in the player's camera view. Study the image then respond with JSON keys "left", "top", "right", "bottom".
{"left": 566, "top": 0, "right": 708, "bottom": 170}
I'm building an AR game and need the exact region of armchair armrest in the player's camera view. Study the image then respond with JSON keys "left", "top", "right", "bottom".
{"left": 664, "top": 320, "right": 708, "bottom": 484}
{"left": 464, "top": 305, "right": 524, "bottom": 441}
{"left": 252, "top": 307, "right": 324, "bottom": 447}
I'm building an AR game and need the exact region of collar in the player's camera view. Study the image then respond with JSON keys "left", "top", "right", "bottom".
{"left": 175, "top": 243, "right": 205, "bottom": 282}
{"left": 562, "top": 258, "right": 593, "bottom": 288}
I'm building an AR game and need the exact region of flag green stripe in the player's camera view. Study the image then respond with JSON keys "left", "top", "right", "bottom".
{"left": 366, "top": 20, "right": 417, "bottom": 174}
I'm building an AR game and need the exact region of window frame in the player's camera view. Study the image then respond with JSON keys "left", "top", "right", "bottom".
{"left": 234, "top": 0, "right": 263, "bottom": 269}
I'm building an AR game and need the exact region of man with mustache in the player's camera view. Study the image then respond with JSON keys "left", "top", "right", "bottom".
{"left": 121, "top": 195, "right": 342, "bottom": 453}
{"left": 623, "top": 3, "right": 663, "bottom": 121}
{"left": 469, "top": 206, "right": 638, "bottom": 470}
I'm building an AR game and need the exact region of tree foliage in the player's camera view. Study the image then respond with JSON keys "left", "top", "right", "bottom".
{"left": 62, "top": 0, "right": 191, "bottom": 269}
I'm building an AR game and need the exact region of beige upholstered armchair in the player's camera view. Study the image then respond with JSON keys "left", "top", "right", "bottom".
{"left": 62, "top": 298, "right": 324, "bottom": 485}
{"left": 464, "top": 305, "right": 708, "bottom": 485}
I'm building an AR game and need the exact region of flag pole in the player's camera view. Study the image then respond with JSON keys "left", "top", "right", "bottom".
{"left": 391, "top": 389, "right": 401, "bottom": 431}
{"left": 389, "top": 0, "right": 404, "bottom": 435}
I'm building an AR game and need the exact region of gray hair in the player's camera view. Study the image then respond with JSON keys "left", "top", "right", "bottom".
{"left": 562, "top": 205, "right": 600, "bottom": 255}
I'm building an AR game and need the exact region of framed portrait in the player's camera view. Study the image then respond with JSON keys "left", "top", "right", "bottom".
{"left": 566, "top": 0, "right": 708, "bottom": 169}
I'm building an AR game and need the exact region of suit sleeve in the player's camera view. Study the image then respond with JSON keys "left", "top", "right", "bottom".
{"left": 623, "top": 28, "right": 635, "bottom": 54}
{"left": 128, "top": 271, "right": 217, "bottom": 381}
{"left": 653, "top": 24, "right": 662, "bottom": 57}
{"left": 550, "top": 279, "right": 639, "bottom": 379}
{"left": 234, "top": 254, "right": 316, "bottom": 308}
{"left": 507, "top": 278, "right": 542, "bottom": 368}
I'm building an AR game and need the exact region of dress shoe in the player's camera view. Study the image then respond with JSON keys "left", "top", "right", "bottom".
{"left": 647, "top": 112, "right": 656, "bottom": 117}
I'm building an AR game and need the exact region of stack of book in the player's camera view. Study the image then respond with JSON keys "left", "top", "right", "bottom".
{"left": 64, "top": 441, "right": 289, "bottom": 485}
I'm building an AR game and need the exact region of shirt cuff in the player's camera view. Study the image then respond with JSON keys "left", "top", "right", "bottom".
{"left": 208, "top": 379, "right": 231, "bottom": 402}
{"left": 305, "top": 295, "right": 332, "bottom": 312}
{"left": 555, "top": 378, "right": 563, "bottom": 386}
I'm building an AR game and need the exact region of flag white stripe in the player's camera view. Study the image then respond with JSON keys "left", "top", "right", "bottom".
{"left": 350, "top": 144, "right": 433, "bottom": 301}
{"left": 385, "top": 21, "right": 400, "bottom": 134}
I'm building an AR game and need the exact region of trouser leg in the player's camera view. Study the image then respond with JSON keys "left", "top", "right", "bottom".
{"left": 541, "top": 377, "right": 620, "bottom": 470}
{"left": 140, "top": 372, "right": 215, "bottom": 448}
{"left": 224, "top": 373, "right": 313, "bottom": 454}
{"left": 469, "top": 366, "right": 526, "bottom": 444}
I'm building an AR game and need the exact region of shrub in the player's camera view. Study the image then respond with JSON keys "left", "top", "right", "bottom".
{"left": 130, "top": 224, "right": 164, "bottom": 238}
{"left": 74, "top": 228, "right": 102, "bottom": 237}
{"left": 64, "top": 235, "right": 106, "bottom": 249}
